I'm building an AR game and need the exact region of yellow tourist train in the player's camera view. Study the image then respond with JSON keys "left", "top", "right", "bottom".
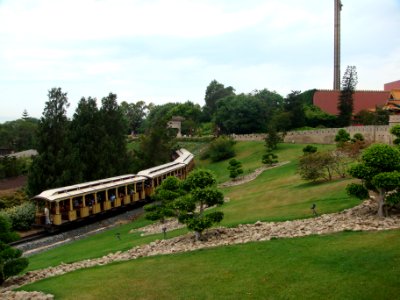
{"left": 32, "top": 149, "right": 194, "bottom": 228}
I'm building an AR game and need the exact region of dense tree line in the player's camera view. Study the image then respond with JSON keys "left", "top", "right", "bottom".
{"left": 2, "top": 74, "right": 391, "bottom": 196}
{"left": 0, "top": 114, "right": 38, "bottom": 151}
{"left": 27, "top": 88, "right": 129, "bottom": 196}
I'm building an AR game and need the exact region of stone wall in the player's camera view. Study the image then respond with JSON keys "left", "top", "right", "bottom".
{"left": 284, "top": 126, "right": 391, "bottom": 144}
{"left": 231, "top": 125, "right": 393, "bottom": 145}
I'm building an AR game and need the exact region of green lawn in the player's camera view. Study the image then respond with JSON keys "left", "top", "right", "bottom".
{"left": 196, "top": 142, "right": 335, "bottom": 183}
{"left": 221, "top": 161, "right": 358, "bottom": 226}
{"left": 20, "top": 229, "right": 400, "bottom": 299}
{"left": 25, "top": 142, "right": 359, "bottom": 271}
{"left": 199, "top": 143, "right": 358, "bottom": 226}
{"left": 26, "top": 217, "right": 188, "bottom": 272}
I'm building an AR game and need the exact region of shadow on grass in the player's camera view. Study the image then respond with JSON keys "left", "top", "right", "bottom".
{"left": 292, "top": 178, "right": 350, "bottom": 190}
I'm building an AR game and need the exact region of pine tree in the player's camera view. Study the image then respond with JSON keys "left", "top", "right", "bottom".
{"left": 97, "top": 93, "right": 129, "bottom": 177}
{"left": 27, "top": 87, "right": 71, "bottom": 196}
{"left": 337, "top": 66, "right": 358, "bottom": 127}
{"left": 227, "top": 159, "right": 243, "bottom": 180}
{"left": 69, "top": 97, "right": 103, "bottom": 181}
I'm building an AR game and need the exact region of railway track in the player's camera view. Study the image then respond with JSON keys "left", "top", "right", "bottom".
{"left": 10, "top": 205, "right": 145, "bottom": 256}
{"left": 9, "top": 231, "right": 48, "bottom": 247}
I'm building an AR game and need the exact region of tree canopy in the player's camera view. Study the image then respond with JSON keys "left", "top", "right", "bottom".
{"left": 28, "top": 89, "right": 131, "bottom": 196}
{"left": 0, "top": 215, "right": 28, "bottom": 284}
{"left": 347, "top": 144, "right": 400, "bottom": 217}
{"left": 204, "top": 80, "right": 235, "bottom": 119}
{"left": 337, "top": 66, "right": 358, "bottom": 127}
{"left": 27, "top": 87, "right": 72, "bottom": 196}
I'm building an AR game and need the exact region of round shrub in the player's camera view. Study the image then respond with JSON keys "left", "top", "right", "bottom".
{"left": 203, "top": 136, "right": 236, "bottom": 162}
{"left": 1, "top": 202, "right": 35, "bottom": 231}
{"left": 302, "top": 145, "right": 318, "bottom": 154}
{"left": 346, "top": 183, "right": 369, "bottom": 200}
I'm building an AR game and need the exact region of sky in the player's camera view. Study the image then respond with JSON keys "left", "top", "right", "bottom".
{"left": 0, "top": 0, "right": 399, "bottom": 122}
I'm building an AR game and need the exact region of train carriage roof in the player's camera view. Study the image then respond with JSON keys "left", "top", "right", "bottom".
{"left": 32, "top": 148, "right": 194, "bottom": 202}
{"left": 33, "top": 175, "right": 147, "bottom": 202}
{"left": 137, "top": 148, "right": 193, "bottom": 178}
{"left": 137, "top": 162, "right": 185, "bottom": 178}
{"left": 174, "top": 148, "right": 194, "bottom": 164}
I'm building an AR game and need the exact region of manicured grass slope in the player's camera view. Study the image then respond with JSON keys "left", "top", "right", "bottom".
{"left": 202, "top": 142, "right": 358, "bottom": 225}
{"left": 196, "top": 141, "right": 266, "bottom": 183}
{"left": 21, "top": 230, "right": 400, "bottom": 299}
{"left": 221, "top": 161, "right": 358, "bottom": 225}
{"left": 26, "top": 218, "right": 187, "bottom": 272}
{"left": 26, "top": 142, "right": 358, "bottom": 271}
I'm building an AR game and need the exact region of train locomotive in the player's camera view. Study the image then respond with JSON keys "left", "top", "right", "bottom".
{"left": 32, "top": 148, "right": 194, "bottom": 228}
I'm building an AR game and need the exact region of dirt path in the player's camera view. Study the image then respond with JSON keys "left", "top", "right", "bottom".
{"left": 0, "top": 176, "right": 27, "bottom": 191}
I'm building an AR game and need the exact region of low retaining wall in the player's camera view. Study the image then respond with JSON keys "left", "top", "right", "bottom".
{"left": 231, "top": 125, "right": 393, "bottom": 145}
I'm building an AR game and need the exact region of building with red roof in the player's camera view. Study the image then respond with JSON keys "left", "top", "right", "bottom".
{"left": 382, "top": 90, "right": 400, "bottom": 113}
{"left": 313, "top": 90, "right": 390, "bottom": 115}
{"left": 384, "top": 80, "right": 400, "bottom": 91}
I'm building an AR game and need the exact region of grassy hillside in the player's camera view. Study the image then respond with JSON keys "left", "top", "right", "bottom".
{"left": 198, "top": 142, "right": 358, "bottom": 225}
{"left": 25, "top": 142, "right": 359, "bottom": 272}
{"left": 20, "top": 229, "right": 400, "bottom": 299}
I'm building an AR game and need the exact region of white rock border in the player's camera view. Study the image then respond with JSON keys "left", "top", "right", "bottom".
{"left": 2, "top": 199, "right": 400, "bottom": 299}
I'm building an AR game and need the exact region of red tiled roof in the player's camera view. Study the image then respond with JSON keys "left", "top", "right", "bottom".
{"left": 313, "top": 90, "right": 390, "bottom": 115}
{"left": 384, "top": 80, "right": 400, "bottom": 91}
{"left": 383, "top": 100, "right": 400, "bottom": 111}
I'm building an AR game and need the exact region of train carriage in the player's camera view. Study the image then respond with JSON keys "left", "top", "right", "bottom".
{"left": 32, "top": 149, "right": 194, "bottom": 228}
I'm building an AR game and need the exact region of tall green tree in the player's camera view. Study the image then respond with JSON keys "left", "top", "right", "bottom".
{"left": 177, "top": 169, "right": 224, "bottom": 241}
{"left": 120, "top": 100, "right": 148, "bottom": 135}
{"left": 132, "top": 118, "right": 177, "bottom": 172}
{"left": 98, "top": 93, "right": 129, "bottom": 177}
{"left": 204, "top": 80, "right": 235, "bottom": 119}
{"left": 69, "top": 97, "right": 103, "bottom": 182}
{"left": 284, "top": 91, "right": 306, "bottom": 129}
{"left": 337, "top": 66, "right": 358, "bottom": 127}
{"left": 215, "top": 94, "right": 268, "bottom": 134}
{"left": 0, "top": 118, "right": 38, "bottom": 151}
{"left": 27, "top": 87, "right": 71, "bottom": 196}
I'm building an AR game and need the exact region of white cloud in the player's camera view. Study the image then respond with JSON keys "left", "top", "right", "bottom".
{"left": 0, "top": 0, "right": 399, "bottom": 122}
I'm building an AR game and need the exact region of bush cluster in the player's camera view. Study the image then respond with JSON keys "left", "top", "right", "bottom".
{"left": 0, "top": 156, "right": 31, "bottom": 180}
{"left": 0, "top": 201, "right": 35, "bottom": 231}
{"left": 0, "top": 189, "right": 29, "bottom": 209}
{"left": 200, "top": 136, "right": 236, "bottom": 162}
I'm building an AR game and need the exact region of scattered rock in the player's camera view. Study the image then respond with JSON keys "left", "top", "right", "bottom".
{"left": 2, "top": 199, "right": 400, "bottom": 297}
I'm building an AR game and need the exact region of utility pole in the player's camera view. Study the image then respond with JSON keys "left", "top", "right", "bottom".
{"left": 333, "top": 0, "right": 342, "bottom": 90}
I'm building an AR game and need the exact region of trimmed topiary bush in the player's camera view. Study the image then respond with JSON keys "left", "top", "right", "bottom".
{"left": 0, "top": 241, "right": 29, "bottom": 284}
{"left": 302, "top": 145, "right": 318, "bottom": 154}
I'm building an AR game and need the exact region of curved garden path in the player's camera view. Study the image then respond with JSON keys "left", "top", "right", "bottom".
{"left": 218, "top": 161, "right": 290, "bottom": 188}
